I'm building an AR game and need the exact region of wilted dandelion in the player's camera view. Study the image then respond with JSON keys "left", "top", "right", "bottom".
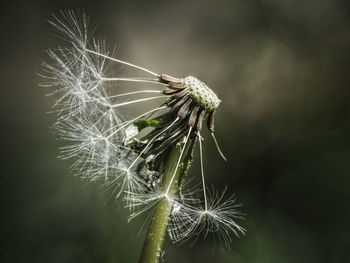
{"left": 42, "top": 10, "right": 245, "bottom": 263}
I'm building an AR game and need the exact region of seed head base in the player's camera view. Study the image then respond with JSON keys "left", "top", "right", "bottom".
{"left": 184, "top": 76, "right": 221, "bottom": 112}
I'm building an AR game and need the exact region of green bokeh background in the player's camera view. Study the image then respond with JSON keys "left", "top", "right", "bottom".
{"left": 2, "top": 0, "right": 350, "bottom": 262}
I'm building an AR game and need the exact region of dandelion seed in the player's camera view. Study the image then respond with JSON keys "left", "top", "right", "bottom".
{"left": 168, "top": 190, "right": 245, "bottom": 246}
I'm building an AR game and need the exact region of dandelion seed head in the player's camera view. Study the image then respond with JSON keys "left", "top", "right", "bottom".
{"left": 183, "top": 76, "right": 221, "bottom": 112}
{"left": 44, "top": 10, "right": 246, "bottom": 250}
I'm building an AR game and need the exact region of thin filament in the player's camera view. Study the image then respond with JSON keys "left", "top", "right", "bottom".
{"left": 198, "top": 133, "right": 208, "bottom": 211}
{"left": 84, "top": 48, "right": 159, "bottom": 77}
{"left": 165, "top": 127, "right": 193, "bottom": 195}
{"left": 103, "top": 90, "right": 162, "bottom": 99}
{"left": 111, "top": 96, "right": 165, "bottom": 108}
{"left": 71, "top": 90, "right": 163, "bottom": 106}
{"left": 211, "top": 132, "right": 227, "bottom": 161}
{"left": 101, "top": 77, "right": 166, "bottom": 86}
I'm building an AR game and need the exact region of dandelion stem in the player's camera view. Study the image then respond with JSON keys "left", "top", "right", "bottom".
{"left": 139, "top": 135, "right": 195, "bottom": 263}
{"left": 165, "top": 128, "right": 192, "bottom": 195}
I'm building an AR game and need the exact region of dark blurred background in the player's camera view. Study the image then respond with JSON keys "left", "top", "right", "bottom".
{"left": 2, "top": 0, "right": 350, "bottom": 262}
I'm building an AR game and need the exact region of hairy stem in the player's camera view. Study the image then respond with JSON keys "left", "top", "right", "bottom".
{"left": 139, "top": 140, "right": 195, "bottom": 263}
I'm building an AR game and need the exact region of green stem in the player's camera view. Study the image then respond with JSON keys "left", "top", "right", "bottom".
{"left": 138, "top": 141, "right": 194, "bottom": 263}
